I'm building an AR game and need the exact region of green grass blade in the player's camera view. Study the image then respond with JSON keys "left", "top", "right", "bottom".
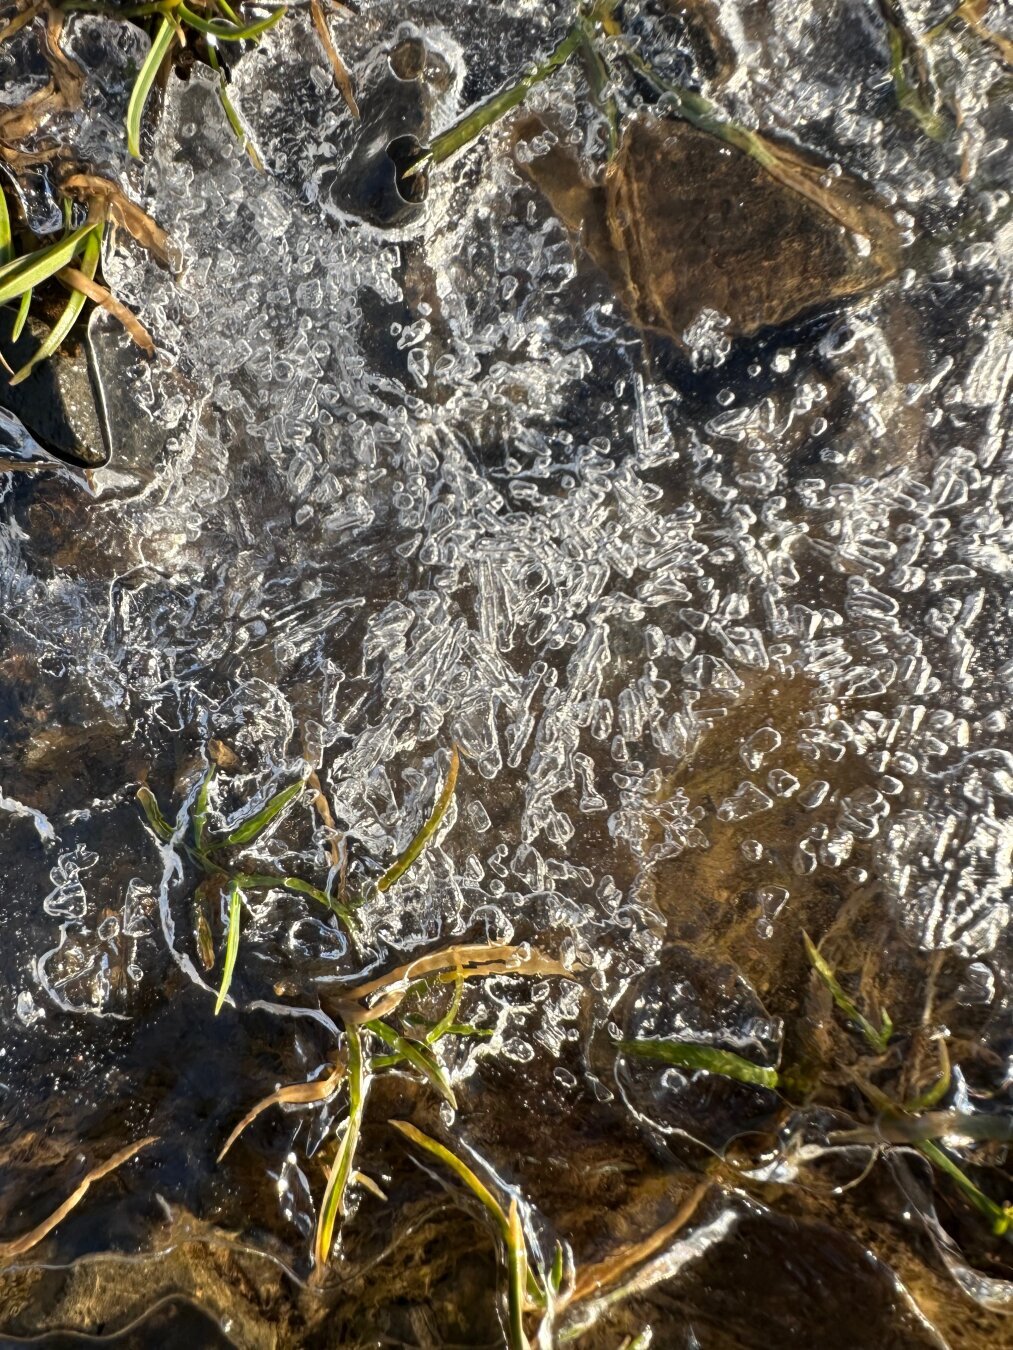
{"left": 228, "top": 872, "right": 357, "bottom": 933}
{"left": 425, "top": 971, "right": 464, "bottom": 1044}
{"left": 0, "top": 188, "right": 11, "bottom": 267}
{"left": 10, "top": 224, "right": 102, "bottom": 385}
{"left": 391, "top": 1119, "right": 509, "bottom": 1239}
{"left": 214, "top": 879, "right": 242, "bottom": 1014}
{"left": 126, "top": 15, "right": 177, "bottom": 159}
{"left": 281, "top": 876, "right": 357, "bottom": 932}
{"left": 366, "top": 1019, "right": 457, "bottom": 1108}
{"left": 0, "top": 223, "right": 97, "bottom": 306}
{"left": 906, "top": 1041, "right": 952, "bottom": 1112}
{"left": 207, "top": 40, "right": 264, "bottom": 170}
{"left": 420, "top": 25, "right": 583, "bottom": 172}
{"left": 137, "top": 785, "right": 174, "bottom": 840}
{"left": 11, "top": 287, "right": 31, "bottom": 341}
{"left": 917, "top": 1139, "right": 1013, "bottom": 1238}
{"left": 222, "top": 778, "right": 305, "bottom": 847}
{"left": 314, "top": 1022, "right": 366, "bottom": 1265}
{"left": 621, "top": 1038, "right": 780, "bottom": 1089}
{"left": 176, "top": 2, "right": 286, "bottom": 40}
{"left": 376, "top": 746, "right": 459, "bottom": 893}
{"left": 803, "top": 932, "right": 892, "bottom": 1053}
{"left": 549, "top": 1241, "right": 564, "bottom": 1295}
{"left": 506, "top": 1198, "right": 530, "bottom": 1350}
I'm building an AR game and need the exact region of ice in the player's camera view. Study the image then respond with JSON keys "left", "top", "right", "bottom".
{"left": 0, "top": 0, "right": 1011, "bottom": 1332}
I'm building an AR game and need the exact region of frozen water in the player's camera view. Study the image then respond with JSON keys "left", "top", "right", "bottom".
{"left": 1, "top": 0, "right": 1012, "bottom": 1341}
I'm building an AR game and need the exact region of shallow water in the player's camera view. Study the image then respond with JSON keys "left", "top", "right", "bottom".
{"left": 0, "top": 2, "right": 1011, "bottom": 1346}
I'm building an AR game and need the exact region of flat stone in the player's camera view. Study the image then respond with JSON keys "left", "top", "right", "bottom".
{"left": 0, "top": 303, "right": 108, "bottom": 466}
{"left": 516, "top": 113, "right": 902, "bottom": 341}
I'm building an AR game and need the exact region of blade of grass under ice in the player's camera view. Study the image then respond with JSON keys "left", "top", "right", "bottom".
{"left": 375, "top": 746, "right": 459, "bottom": 893}
{"left": 214, "top": 878, "right": 242, "bottom": 1014}
{"left": 313, "top": 1022, "right": 367, "bottom": 1266}
{"left": 621, "top": 1039, "right": 780, "bottom": 1089}
{"left": 803, "top": 931, "right": 893, "bottom": 1053}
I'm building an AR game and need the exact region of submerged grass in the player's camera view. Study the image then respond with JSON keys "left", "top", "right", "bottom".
{"left": 214, "top": 878, "right": 242, "bottom": 1014}
{"left": 375, "top": 745, "right": 459, "bottom": 893}
{"left": 803, "top": 930, "right": 893, "bottom": 1053}
{"left": 138, "top": 745, "right": 465, "bottom": 1015}
{"left": 313, "top": 1022, "right": 367, "bottom": 1267}
{"left": 621, "top": 1038, "right": 780, "bottom": 1090}
{"left": 0, "top": 1137, "right": 156, "bottom": 1260}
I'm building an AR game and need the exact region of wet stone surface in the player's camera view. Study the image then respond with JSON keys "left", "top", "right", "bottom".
{"left": 0, "top": 1, "right": 1012, "bottom": 1347}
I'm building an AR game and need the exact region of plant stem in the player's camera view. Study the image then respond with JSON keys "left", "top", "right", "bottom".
{"left": 407, "top": 24, "right": 584, "bottom": 177}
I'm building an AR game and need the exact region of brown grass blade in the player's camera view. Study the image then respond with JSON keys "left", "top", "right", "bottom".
{"left": 60, "top": 173, "right": 171, "bottom": 265}
{"left": 309, "top": 0, "right": 359, "bottom": 117}
{"left": 0, "top": 1137, "right": 156, "bottom": 1260}
{"left": 57, "top": 265, "right": 154, "bottom": 354}
{"left": 307, "top": 769, "right": 342, "bottom": 871}
{"left": 566, "top": 1183, "right": 711, "bottom": 1306}
{"left": 218, "top": 1061, "right": 345, "bottom": 1161}
{"left": 334, "top": 942, "right": 571, "bottom": 1024}
{"left": 0, "top": 1, "right": 44, "bottom": 45}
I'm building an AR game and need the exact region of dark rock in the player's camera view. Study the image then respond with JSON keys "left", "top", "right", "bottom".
{"left": 0, "top": 303, "right": 109, "bottom": 466}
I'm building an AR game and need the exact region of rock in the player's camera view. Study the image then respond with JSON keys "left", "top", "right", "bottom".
{"left": 0, "top": 304, "right": 108, "bottom": 466}
{"left": 515, "top": 113, "right": 902, "bottom": 341}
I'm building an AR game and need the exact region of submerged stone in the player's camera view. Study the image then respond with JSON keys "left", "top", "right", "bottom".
{"left": 516, "top": 113, "right": 902, "bottom": 341}
{"left": 0, "top": 305, "right": 108, "bottom": 466}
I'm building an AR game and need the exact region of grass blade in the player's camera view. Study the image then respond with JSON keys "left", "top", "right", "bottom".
{"left": 803, "top": 931, "right": 893, "bottom": 1053}
{"left": 279, "top": 875, "right": 357, "bottom": 932}
{"left": 137, "top": 785, "right": 174, "bottom": 840}
{"left": 224, "top": 871, "right": 358, "bottom": 934}
{"left": 0, "top": 187, "right": 11, "bottom": 266}
{"left": 57, "top": 266, "right": 155, "bottom": 353}
{"left": 507, "top": 1198, "right": 530, "bottom": 1350}
{"left": 10, "top": 224, "right": 102, "bottom": 386}
{"left": 0, "top": 1137, "right": 156, "bottom": 1259}
{"left": 12, "top": 287, "right": 31, "bottom": 341}
{"left": 0, "top": 222, "right": 97, "bottom": 305}
{"left": 126, "top": 15, "right": 177, "bottom": 159}
{"left": 206, "top": 41, "right": 265, "bottom": 171}
{"left": 366, "top": 1018, "right": 457, "bottom": 1109}
{"left": 309, "top": 0, "right": 358, "bottom": 116}
{"left": 219, "top": 1059, "right": 345, "bottom": 1161}
{"left": 417, "top": 26, "right": 583, "bottom": 173}
{"left": 196, "top": 905, "right": 215, "bottom": 970}
{"left": 221, "top": 777, "right": 305, "bottom": 846}
{"left": 176, "top": 3, "right": 286, "bottom": 40}
{"left": 917, "top": 1139, "right": 1013, "bottom": 1238}
{"left": 425, "top": 970, "right": 463, "bottom": 1044}
{"left": 376, "top": 746, "right": 459, "bottom": 893}
{"left": 337, "top": 941, "right": 570, "bottom": 1024}
{"left": 314, "top": 1023, "right": 367, "bottom": 1266}
{"left": 621, "top": 1039, "right": 779, "bottom": 1090}
{"left": 906, "top": 1040, "right": 951, "bottom": 1112}
{"left": 214, "top": 879, "right": 242, "bottom": 1014}
{"left": 390, "top": 1119, "right": 510, "bottom": 1239}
